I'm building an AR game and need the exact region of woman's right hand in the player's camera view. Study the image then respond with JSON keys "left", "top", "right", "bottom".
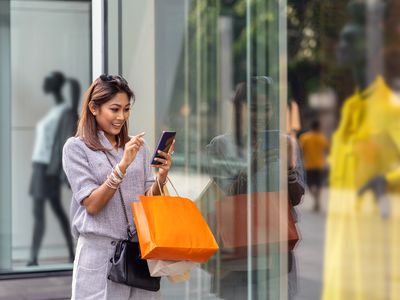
{"left": 119, "top": 132, "right": 145, "bottom": 173}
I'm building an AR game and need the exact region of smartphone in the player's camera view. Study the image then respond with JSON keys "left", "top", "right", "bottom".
{"left": 150, "top": 131, "right": 176, "bottom": 165}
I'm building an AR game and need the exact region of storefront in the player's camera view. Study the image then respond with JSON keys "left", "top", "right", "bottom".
{"left": 3, "top": 0, "right": 400, "bottom": 299}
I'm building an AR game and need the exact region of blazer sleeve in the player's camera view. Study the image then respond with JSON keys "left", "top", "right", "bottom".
{"left": 62, "top": 138, "right": 99, "bottom": 205}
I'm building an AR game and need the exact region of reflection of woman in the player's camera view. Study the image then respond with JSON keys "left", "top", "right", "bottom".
{"left": 322, "top": 1, "right": 400, "bottom": 299}
{"left": 63, "top": 75, "right": 174, "bottom": 299}
{"left": 27, "top": 71, "right": 74, "bottom": 266}
{"left": 207, "top": 78, "right": 305, "bottom": 299}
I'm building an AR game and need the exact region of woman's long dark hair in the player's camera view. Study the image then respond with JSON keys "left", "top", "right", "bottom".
{"left": 76, "top": 75, "right": 135, "bottom": 151}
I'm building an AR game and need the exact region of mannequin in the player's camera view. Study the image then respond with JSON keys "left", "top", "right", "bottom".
{"left": 322, "top": 1, "right": 400, "bottom": 299}
{"left": 47, "top": 78, "right": 80, "bottom": 185}
{"left": 27, "top": 71, "right": 74, "bottom": 266}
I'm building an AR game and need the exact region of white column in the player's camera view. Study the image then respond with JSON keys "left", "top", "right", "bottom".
{"left": 92, "top": 0, "right": 104, "bottom": 79}
{"left": 122, "top": 0, "right": 156, "bottom": 149}
{"left": 0, "top": 0, "right": 11, "bottom": 270}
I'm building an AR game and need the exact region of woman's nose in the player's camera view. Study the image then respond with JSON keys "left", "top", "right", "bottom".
{"left": 117, "top": 111, "right": 125, "bottom": 120}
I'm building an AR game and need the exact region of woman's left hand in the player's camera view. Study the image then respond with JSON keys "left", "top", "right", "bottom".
{"left": 152, "top": 140, "right": 175, "bottom": 182}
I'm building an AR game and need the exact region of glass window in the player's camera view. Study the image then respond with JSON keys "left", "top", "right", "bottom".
{"left": 109, "top": 0, "right": 293, "bottom": 298}
{"left": 289, "top": 1, "right": 400, "bottom": 299}
{"left": 111, "top": 1, "right": 400, "bottom": 299}
{"left": 0, "top": 0, "right": 91, "bottom": 273}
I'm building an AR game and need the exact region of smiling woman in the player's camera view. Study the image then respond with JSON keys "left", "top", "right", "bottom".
{"left": 62, "top": 74, "right": 175, "bottom": 299}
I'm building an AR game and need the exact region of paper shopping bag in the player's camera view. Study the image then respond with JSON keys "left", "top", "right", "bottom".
{"left": 132, "top": 194, "right": 219, "bottom": 263}
{"left": 167, "top": 271, "right": 191, "bottom": 283}
{"left": 147, "top": 260, "right": 195, "bottom": 277}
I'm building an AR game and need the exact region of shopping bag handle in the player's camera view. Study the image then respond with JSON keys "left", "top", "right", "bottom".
{"left": 156, "top": 176, "right": 180, "bottom": 197}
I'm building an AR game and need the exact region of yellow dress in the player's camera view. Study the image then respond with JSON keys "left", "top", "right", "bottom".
{"left": 322, "top": 76, "right": 400, "bottom": 300}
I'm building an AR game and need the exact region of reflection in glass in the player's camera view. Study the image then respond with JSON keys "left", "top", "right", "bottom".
{"left": 149, "top": 0, "right": 293, "bottom": 298}
{"left": 207, "top": 78, "right": 305, "bottom": 299}
{"left": 323, "top": 1, "right": 400, "bottom": 299}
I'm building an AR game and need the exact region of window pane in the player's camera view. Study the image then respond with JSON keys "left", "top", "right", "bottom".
{"left": 116, "top": 0, "right": 289, "bottom": 298}
{"left": 8, "top": 0, "right": 91, "bottom": 272}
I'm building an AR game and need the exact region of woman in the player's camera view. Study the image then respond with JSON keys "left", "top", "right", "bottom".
{"left": 62, "top": 74, "right": 174, "bottom": 299}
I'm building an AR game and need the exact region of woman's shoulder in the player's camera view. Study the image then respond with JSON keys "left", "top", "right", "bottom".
{"left": 63, "top": 136, "right": 90, "bottom": 155}
{"left": 64, "top": 136, "right": 85, "bottom": 148}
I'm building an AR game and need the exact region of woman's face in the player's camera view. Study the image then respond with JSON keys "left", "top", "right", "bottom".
{"left": 251, "top": 94, "right": 273, "bottom": 131}
{"left": 93, "top": 92, "right": 131, "bottom": 139}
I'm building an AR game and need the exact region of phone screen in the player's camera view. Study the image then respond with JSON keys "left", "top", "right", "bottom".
{"left": 150, "top": 131, "right": 176, "bottom": 165}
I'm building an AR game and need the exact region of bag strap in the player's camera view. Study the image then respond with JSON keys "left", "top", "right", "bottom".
{"left": 157, "top": 176, "right": 180, "bottom": 197}
{"left": 103, "top": 152, "right": 133, "bottom": 239}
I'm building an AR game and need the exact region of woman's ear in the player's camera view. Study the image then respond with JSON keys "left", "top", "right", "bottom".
{"left": 88, "top": 101, "right": 97, "bottom": 116}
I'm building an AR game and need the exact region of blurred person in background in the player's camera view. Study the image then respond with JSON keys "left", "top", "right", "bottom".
{"left": 299, "top": 119, "right": 329, "bottom": 212}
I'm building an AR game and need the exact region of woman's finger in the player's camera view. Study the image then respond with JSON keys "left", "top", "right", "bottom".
{"left": 151, "top": 157, "right": 169, "bottom": 168}
{"left": 127, "top": 132, "right": 145, "bottom": 145}
{"left": 168, "top": 140, "right": 176, "bottom": 155}
{"left": 157, "top": 150, "right": 168, "bottom": 159}
{"left": 126, "top": 143, "right": 139, "bottom": 150}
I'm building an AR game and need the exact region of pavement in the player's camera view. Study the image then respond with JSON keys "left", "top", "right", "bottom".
{"left": 294, "top": 190, "right": 327, "bottom": 300}
{"left": 0, "top": 190, "right": 327, "bottom": 300}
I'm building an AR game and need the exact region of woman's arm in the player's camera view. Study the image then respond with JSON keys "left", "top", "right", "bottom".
{"left": 84, "top": 134, "right": 146, "bottom": 214}
{"left": 81, "top": 170, "right": 119, "bottom": 215}
{"left": 63, "top": 134, "right": 146, "bottom": 215}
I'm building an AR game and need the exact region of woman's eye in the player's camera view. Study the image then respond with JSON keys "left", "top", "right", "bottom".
{"left": 110, "top": 108, "right": 118, "bottom": 112}
{"left": 124, "top": 108, "right": 130, "bottom": 112}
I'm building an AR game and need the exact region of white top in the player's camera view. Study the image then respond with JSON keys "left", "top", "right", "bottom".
{"left": 32, "top": 103, "right": 67, "bottom": 164}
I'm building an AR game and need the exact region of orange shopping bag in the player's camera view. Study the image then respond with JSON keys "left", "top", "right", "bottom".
{"left": 132, "top": 178, "right": 219, "bottom": 263}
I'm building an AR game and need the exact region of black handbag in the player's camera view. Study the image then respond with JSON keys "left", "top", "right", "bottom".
{"left": 104, "top": 153, "right": 161, "bottom": 291}
{"left": 108, "top": 240, "right": 160, "bottom": 291}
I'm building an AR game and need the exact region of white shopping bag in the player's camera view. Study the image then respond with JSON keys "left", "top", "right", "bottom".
{"left": 147, "top": 260, "right": 195, "bottom": 277}
{"left": 167, "top": 271, "right": 191, "bottom": 283}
